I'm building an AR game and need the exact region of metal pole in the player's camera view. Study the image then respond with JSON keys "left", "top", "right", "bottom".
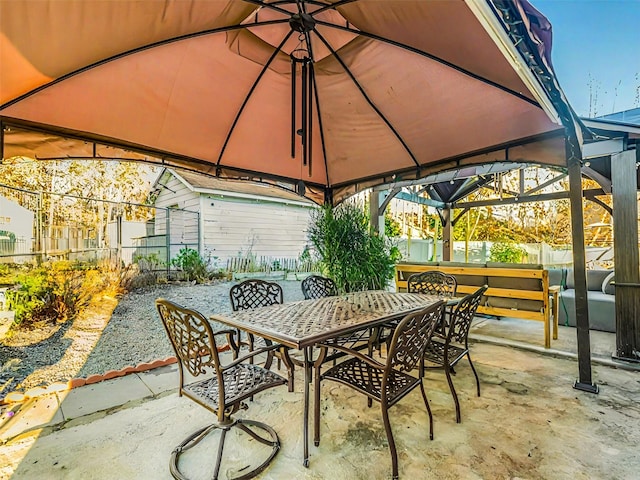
{"left": 116, "top": 210, "right": 123, "bottom": 266}
{"left": 38, "top": 191, "right": 44, "bottom": 263}
{"left": 165, "top": 207, "right": 171, "bottom": 278}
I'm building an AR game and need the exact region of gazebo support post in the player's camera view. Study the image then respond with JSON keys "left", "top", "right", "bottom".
{"left": 440, "top": 207, "right": 454, "bottom": 262}
{"left": 567, "top": 138, "right": 598, "bottom": 394}
{"left": 611, "top": 149, "right": 640, "bottom": 362}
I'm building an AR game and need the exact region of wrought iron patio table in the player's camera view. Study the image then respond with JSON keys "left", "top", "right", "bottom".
{"left": 210, "top": 290, "right": 441, "bottom": 468}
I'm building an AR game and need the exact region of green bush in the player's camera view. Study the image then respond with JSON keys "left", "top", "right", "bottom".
{"left": 308, "top": 203, "right": 401, "bottom": 293}
{"left": 171, "top": 248, "right": 209, "bottom": 283}
{"left": 132, "top": 252, "right": 165, "bottom": 271}
{"left": 489, "top": 242, "right": 528, "bottom": 263}
{"left": 7, "top": 261, "right": 102, "bottom": 327}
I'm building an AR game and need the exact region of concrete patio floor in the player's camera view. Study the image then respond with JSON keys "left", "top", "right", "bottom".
{"left": 2, "top": 318, "right": 640, "bottom": 480}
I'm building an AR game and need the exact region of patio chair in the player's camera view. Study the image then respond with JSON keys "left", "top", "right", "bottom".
{"left": 155, "top": 298, "right": 287, "bottom": 480}
{"left": 301, "top": 275, "right": 378, "bottom": 364}
{"left": 301, "top": 275, "right": 338, "bottom": 299}
{"left": 423, "top": 285, "right": 488, "bottom": 423}
{"left": 407, "top": 270, "right": 458, "bottom": 336}
{"left": 314, "top": 300, "right": 446, "bottom": 480}
{"left": 407, "top": 270, "right": 457, "bottom": 297}
{"left": 229, "top": 279, "right": 293, "bottom": 387}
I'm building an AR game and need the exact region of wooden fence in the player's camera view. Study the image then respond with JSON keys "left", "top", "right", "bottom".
{"left": 225, "top": 256, "right": 320, "bottom": 274}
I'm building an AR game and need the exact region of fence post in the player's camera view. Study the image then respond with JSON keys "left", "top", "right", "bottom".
{"left": 36, "top": 191, "right": 44, "bottom": 264}
{"left": 165, "top": 207, "right": 171, "bottom": 278}
{"left": 116, "top": 209, "right": 123, "bottom": 266}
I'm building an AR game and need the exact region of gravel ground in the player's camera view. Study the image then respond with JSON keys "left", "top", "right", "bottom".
{"left": 0, "top": 280, "right": 305, "bottom": 397}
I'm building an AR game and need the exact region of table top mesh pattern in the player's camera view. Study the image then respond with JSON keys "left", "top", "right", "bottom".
{"left": 211, "top": 291, "right": 440, "bottom": 348}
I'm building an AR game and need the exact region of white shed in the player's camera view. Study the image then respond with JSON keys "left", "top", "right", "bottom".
{"left": 152, "top": 169, "right": 315, "bottom": 268}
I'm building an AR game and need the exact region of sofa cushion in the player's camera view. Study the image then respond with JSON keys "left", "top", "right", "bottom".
{"left": 601, "top": 271, "right": 615, "bottom": 295}
{"left": 587, "top": 269, "right": 613, "bottom": 291}
{"left": 565, "top": 268, "right": 613, "bottom": 291}
{"left": 440, "top": 262, "right": 487, "bottom": 287}
{"left": 565, "top": 268, "right": 574, "bottom": 289}
{"left": 547, "top": 268, "right": 565, "bottom": 288}
{"left": 558, "top": 289, "right": 616, "bottom": 332}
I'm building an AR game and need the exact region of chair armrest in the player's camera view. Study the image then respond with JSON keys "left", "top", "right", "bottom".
{"left": 317, "top": 342, "right": 385, "bottom": 370}
{"left": 212, "top": 328, "right": 238, "bottom": 338}
{"left": 212, "top": 328, "right": 241, "bottom": 352}
{"left": 222, "top": 342, "right": 286, "bottom": 371}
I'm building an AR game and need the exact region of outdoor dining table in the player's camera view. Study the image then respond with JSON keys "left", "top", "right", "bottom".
{"left": 210, "top": 289, "right": 442, "bottom": 468}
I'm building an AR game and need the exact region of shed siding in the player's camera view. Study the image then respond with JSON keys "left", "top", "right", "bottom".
{"left": 201, "top": 195, "right": 313, "bottom": 266}
{"left": 151, "top": 171, "right": 315, "bottom": 268}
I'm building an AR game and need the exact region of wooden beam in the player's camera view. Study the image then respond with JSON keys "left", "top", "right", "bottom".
{"left": 440, "top": 207, "right": 454, "bottom": 261}
{"left": 611, "top": 150, "right": 640, "bottom": 362}
{"left": 567, "top": 138, "right": 596, "bottom": 392}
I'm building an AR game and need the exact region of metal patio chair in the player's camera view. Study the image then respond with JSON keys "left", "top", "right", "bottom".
{"left": 301, "top": 275, "right": 338, "bottom": 300}
{"left": 407, "top": 270, "right": 458, "bottom": 336}
{"left": 156, "top": 298, "right": 287, "bottom": 480}
{"left": 423, "top": 285, "right": 488, "bottom": 423}
{"left": 229, "top": 279, "right": 293, "bottom": 388}
{"left": 302, "top": 275, "right": 379, "bottom": 364}
{"left": 407, "top": 270, "right": 457, "bottom": 298}
{"left": 315, "top": 300, "right": 446, "bottom": 480}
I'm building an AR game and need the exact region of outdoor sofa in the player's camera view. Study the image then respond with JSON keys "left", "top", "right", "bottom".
{"left": 553, "top": 268, "right": 616, "bottom": 333}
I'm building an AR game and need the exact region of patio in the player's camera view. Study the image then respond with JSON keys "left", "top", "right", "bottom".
{"left": 2, "top": 321, "right": 639, "bottom": 480}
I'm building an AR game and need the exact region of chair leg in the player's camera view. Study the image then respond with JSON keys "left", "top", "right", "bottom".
{"left": 419, "top": 381, "right": 434, "bottom": 441}
{"left": 213, "top": 426, "right": 228, "bottom": 480}
{"left": 467, "top": 353, "right": 481, "bottom": 397}
{"left": 444, "top": 362, "right": 461, "bottom": 423}
{"left": 314, "top": 362, "right": 322, "bottom": 446}
{"left": 170, "top": 420, "right": 280, "bottom": 480}
{"left": 381, "top": 401, "right": 399, "bottom": 480}
{"left": 279, "top": 348, "right": 296, "bottom": 392}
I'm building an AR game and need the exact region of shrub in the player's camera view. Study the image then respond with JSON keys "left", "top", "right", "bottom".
{"left": 7, "top": 261, "right": 102, "bottom": 327}
{"left": 489, "top": 242, "right": 528, "bottom": 263}
{"left": 132, "top": 252, "right": 165, "bottom": 271}
{"left": 308, "top": 203, "right": 401, "bottom": 293}
{"left": 171, "top": 248, "right": 209, "bottom": 283}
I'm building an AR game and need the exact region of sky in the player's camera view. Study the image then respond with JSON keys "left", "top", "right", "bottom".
{"left": 533, "top": 0, "right": 640, "bottom": 118}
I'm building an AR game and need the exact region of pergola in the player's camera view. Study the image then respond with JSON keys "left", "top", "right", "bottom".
{"left": 1, "top": 0, "right": 638, "bottom": 388}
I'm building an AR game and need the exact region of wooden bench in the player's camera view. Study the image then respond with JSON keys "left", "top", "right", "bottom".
{"left": 395, "top": 262, "right": 560, "bottom": 348}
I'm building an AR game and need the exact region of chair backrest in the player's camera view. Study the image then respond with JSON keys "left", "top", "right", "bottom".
{"left": 386, "top": 301, "right": 446, "bottom": 374}
{"left": 229, "top": 279, "right": 283, "bottom": 311}
{"left": 447, "top": 285, "right": 488, "bottom": 344}
{"left": 301, "top": 275, "right": 338, "bottom": 300}
{"left": 156, "top": 298, "right": 222, "bottom": 380}
{"left": 407, "top": 270, "right": 457, "bottom": 298}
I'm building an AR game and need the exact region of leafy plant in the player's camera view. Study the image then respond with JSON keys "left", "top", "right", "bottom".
{"left": 133, "top": 253, "right": 165, "bottom": 271}
{"left": 7, "top": 261, "right": 102, "bottom": 327}
{"left": 489, "top": 242, "right": 527, "bottom": 263}
{"left": 308, "top": 203, "right": 401, "bottom": 293}
{"left": 170, "top": 248, "right": 209, "bottom": 283}
{"left": 384, "top": 214, "right": 402, "bottom": 237}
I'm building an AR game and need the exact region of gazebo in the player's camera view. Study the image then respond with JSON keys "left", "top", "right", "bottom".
{"left": 1, "top": 0, "right": 638, "bottom": 388}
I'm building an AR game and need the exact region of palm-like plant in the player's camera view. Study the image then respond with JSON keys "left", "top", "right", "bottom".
{"left": 308, "top": 203, "right": 400, "bottom": 293}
